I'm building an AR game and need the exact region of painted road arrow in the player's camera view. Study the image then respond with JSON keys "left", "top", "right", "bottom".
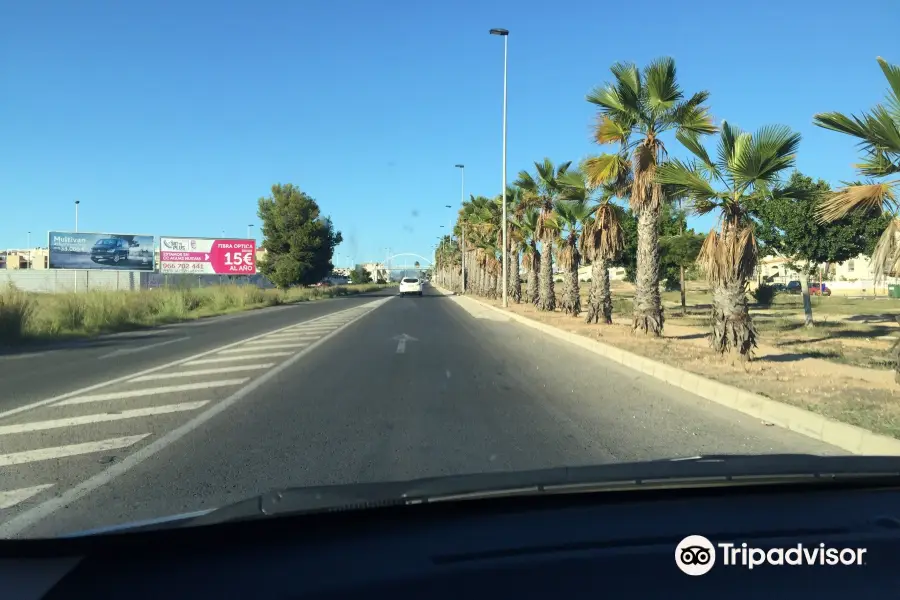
{"left": 392, "top": 333, "right": 418, "bottom": 354}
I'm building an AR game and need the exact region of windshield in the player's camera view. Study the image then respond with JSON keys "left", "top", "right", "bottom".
{"left": 1, "top": 4, "right": 896, "bottom": 540}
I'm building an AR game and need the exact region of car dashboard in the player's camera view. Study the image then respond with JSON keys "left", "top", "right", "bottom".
{"left": 2, "top": 478, "right": 899, "bottom": 598}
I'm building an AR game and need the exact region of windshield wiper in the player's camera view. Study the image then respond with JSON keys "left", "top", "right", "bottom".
{"left": 81, "top": 454, "right": 900, "bottom": 534}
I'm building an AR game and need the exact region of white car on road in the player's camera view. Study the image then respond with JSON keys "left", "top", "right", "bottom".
{"left": 399, "top": 277, "right": 423, "bottom": 297}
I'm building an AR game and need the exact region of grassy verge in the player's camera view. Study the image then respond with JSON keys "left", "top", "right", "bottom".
{"left": 0, "top": 283, "right": 394, "bottom": 345}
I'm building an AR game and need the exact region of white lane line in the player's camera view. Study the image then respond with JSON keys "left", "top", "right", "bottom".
{"left": 0, "top": 435, "right": 150, "bottom": 467}
{"left": 242, "top": 338, "right": 315, "bottom": 345}
{"left": 0, "top": 402, "right": 210, "bottom": 435}
{"left": 98, "top": 337, "right": 190, "bottom": 360}
{"left": 274, "top": 331, "right": 326, "bottom": 337}
{"left": 128, "top": 364, "right": 274, "bottom": 382}
{"left": 55, "top": 380, "right": 251, "bottom": 406}
{"left": 182, "top": 352, "right": 292, "bottom": 366}
{"left": 0, "top": 485, "right": 55, "bottom": 509}
{"left": 287, "top": 328, "right": 333, "bottom": 334}
{"left": 0, "top": 295, "right": 394, "bottom": 538}
{"left": 220, "top": 343, "right": 309, "bottom": 352}
{"left": 259, "top": 333, "right": 322, "bottom": 340}
{"left": 0, "top": 300, "right": 380, "bottom": 421}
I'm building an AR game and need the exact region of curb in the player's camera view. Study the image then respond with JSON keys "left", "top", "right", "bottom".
{"left": 435, "top": 286, "right": 900, "bottom": 456}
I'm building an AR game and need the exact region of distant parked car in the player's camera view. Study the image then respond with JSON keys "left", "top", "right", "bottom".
{"left": 809, "top": 283, "right": 831, "bottom": 296}
{"left": 786, "top": 280, "right": 802, "bottom": 294}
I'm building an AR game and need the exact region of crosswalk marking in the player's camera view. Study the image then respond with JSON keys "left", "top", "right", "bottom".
{"left": 55, "top": 380, "right": 251, "bottom": 406}
{"left": 182, "top": 352, "right": 292, "bottom": 365}
{"left": 128, "top": 364, "right": 274, "bottom": 382}
{"left": 220, "top": 343, "right": 308, "bottom": 352}
{"left": 0, "top": 402, "right": 210, "bottom": 435}
{"left": 0, "top": 485, "right": 54, "bottom": 509}
{"left": 0, "top": 435, "right": 150, "bottom": 467}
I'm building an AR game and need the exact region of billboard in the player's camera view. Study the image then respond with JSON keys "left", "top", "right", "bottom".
{"left": 159, "top": 237, "right": 257, "bottom": 275}
{"left": 48, "top": 231, "right": 155, "bottom": 271}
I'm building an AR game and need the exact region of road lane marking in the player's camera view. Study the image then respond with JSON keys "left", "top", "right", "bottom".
{"left": 98, "top": 337, "right": 190, "bottom": 360}
{"left": 0, "top": 301, "right": 377, "bottom": 421}
{"left": 393, "top": 333, "right": 418, "bottom": 354}
{"left": 128, "top": 364, "right": 274, "bottom": 382}
{"left": 220, "top": 343, "right": 309, "bottom": 352}
{"left": 0, "top": 485, "right": 55, "bottom": 509}
{"left": 0, "top": 402, "right": 210, "bottom": 435}
{"left": 182, "top": 352, "right": 293, "bottom": 365}
{"left": 0, "top": 295, "right": 394, "bottom": 537}
{"left": 258, "top": 333, "right": 322, "bottom": 340}
{"left": 0, "top": 435, "right": 150, "bottom": 467}
{"left": 55, "top": 380, "right": 251, "bottom": 406}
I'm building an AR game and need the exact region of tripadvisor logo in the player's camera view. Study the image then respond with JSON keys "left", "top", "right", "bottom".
{"left": 675, "top": 535, "right": 867, "bottom": 575}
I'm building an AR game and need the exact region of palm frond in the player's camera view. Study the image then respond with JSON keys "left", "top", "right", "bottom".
{"left": 581, "top": 153, "right": 628, "bottom": 187}
{"left": 593, "top": 115, "right": 630, "bottom": 145}
{"left": 696, "top": 226, "right": 758, "bottom": 286}
{"left": 815, "top": 181, "right": 898, "bottom": 222}
{"left": 869, "top": 218, "right": 900, "bottom": 284}
{"left": 655, "top": 159, "right": 718, "bottom": 201}
{"left": 643, "top": 57, "right": 680, "bottom": 115}
{"left": 731, "top": 124, "right": 801, "bottom": 190}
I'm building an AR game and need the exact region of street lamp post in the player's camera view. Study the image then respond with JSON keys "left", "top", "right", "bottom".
{"left": 247, "top": 224, "right": 253, "bottom": 240}
{"left": 455, "top": 163, "right": 465, "bottom": 293}
{"left": 489, "top": 28, "right": 509, "bottom": 307}
{"left": 27, "top": 231, "right": 31, "bottom": 269}
{"left": 74, "top": 200, "right": 80, "bottom": 233}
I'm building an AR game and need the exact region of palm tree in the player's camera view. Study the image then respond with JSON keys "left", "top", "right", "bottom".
{"left": 813, "top": 57, "right": 900, "bottom": 380}
{"left": 506, "top": 186, "right": 525, "bottom": 303}
{"left": 514, "top": 208, "right": 541, "bottom": 305}
{"left": 813, "top": 57, "right": 900, "bottom": 282}
{"left": 656, "top": 122, "right": 801, "bottom": 356}
{"left": 547, "top": 198, "right": 594, "bottom": 316}
{"left": 561, "top": 168, "right": 626, "bottom": 324}
{"left": 586, "top": 58, "right": 716, "bottom": 336}
{"left": 515, "top": 159, "right": 573, "bottom": 311}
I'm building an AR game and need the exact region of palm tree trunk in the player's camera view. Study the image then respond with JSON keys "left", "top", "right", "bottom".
{"left": 537, "top": 243, "right": 556, "bottom": 311}
{"left": 585, "top": 258, "right": 612, "bottom": 324}
{"left": 510, "top": 251, "right": 521, "bottom": 303}
{"left": 560, "top": 260, "right": 580, "bottom": 316}
{"left": 633, "top": 208, "right": 664, "bottom": 335}
{"left": 710, "top": 278, "right": 758, "bottom": 356}
{"left": 527, "top": 265, "right": 538, "bottom": 306}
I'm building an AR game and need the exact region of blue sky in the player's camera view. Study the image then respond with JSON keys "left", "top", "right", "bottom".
{"left": 2, "top": 0, "right": 897, "bottom": 268}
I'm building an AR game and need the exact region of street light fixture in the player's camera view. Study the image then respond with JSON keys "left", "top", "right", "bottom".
{"left": 489, "top": 28, "right": 509, "bottom": 307}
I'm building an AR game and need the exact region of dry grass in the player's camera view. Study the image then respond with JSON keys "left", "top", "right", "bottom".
{"left": 0, "top": 283, "right": 391, "bottom": 344}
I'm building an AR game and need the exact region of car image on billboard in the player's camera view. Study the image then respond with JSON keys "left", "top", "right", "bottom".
{"left": 48, "top": 231, "right": 156, "bottom": 271}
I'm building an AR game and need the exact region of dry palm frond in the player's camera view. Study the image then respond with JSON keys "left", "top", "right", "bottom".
{"left": 631, "top": 140, "right": 664, "bottom": 213}
{"left": 594, "top": 203, "right": 624, "bottom": 260}
{"left": 556, "top": 243, "right": 576, "bottom": 271}
{"left": 815, "top": 181, "right": 897, "bottom": 223}
{"left": 870, "top": 218, "right": 900, "bottom": 284}
{"left": 697, "top": 224, "right": 758, "bottom": 287}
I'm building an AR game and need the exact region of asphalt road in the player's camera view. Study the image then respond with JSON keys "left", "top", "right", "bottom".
{"left": 0, "top": 285, "right": 843, "bottom": 538}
